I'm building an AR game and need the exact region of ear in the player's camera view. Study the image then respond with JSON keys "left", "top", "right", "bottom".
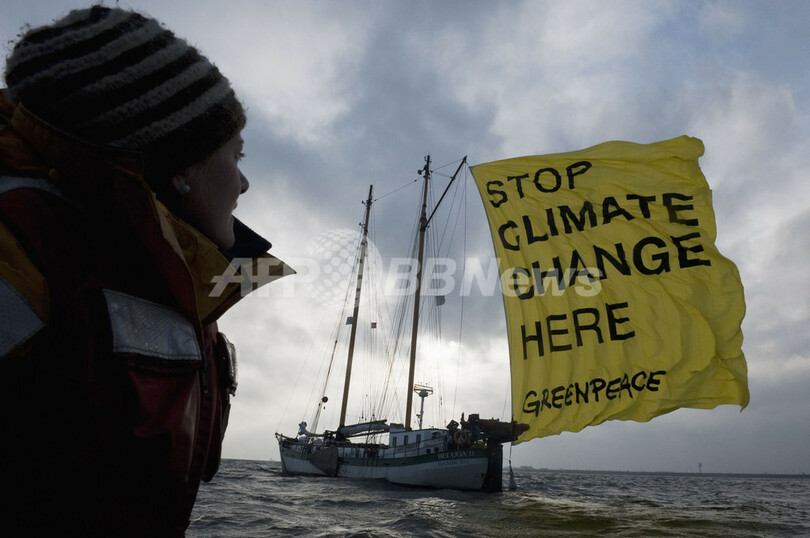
{"left": 171, "top": 174, "right": 189, "bottom": 195}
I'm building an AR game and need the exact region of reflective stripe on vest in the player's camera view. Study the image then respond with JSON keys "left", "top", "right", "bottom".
{"left": 0, "top": 176, "right": 66, "bottom": 358}
{"left": 103, "top": 289, "right": 201, "bottom": 360}
{"left": 0, "top": 275, "right": 45, "bottom": 358}
{"left": 0, "top": 175, "right": 66, "bottom": 198}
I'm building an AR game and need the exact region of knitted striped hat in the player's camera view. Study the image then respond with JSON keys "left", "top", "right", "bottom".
{"left": 4, "top": 5, "right": 246, "bottom": 183}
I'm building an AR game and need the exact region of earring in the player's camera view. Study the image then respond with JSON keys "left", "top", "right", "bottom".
{"left": 182, "top": 184, "right": 191, "bottom": 194}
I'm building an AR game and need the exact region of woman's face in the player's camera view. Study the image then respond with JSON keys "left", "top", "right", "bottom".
{"left": 175, "top": 133, "right": 249, "bottom": 249}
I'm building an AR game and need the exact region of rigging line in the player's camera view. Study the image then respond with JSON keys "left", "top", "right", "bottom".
{"left": 436, "top": 211, "right": 463, "bottom": 423}
{"left": 368, "top": 202, "right": 395, "bottom": 363}
{"left": 320, "top": 223, "right": 366, "bottom": 428}
{"left": 425, "top": 303, "right": 445, "bottom": 426}
{"left": 387, "top": 204, "right": 421, "bottom": 412}
{"left": 426, "top": 176, "right": 460, "bottom": 346}
{"left": 311, "top": 329, "right": 340, "bottom": 433}
{"left": 508, "top": 445, "right": 514, "bottom": 476}
{"left": 452, "top": 171, "right": 469, "bottom": 419}
{"left": 419, "top": 197, "right": 445, "bottom": 425}
{"left": 432, "top": 182, "right": 453, "bottom": 422}
{"left": 501, "top": 374, "right": 510, "bottom": 422}
{"left": 376, "top": 203, "right": 419, "bottom": 416}
{"left": 274, "top": 303, "right": 333, "bottom": 433}
{"left": 347, "top": 214, "right": 377, "bottom": 421}
{"left": 454, "top": 159, "right": 512, "bottom": 423}
{"left": 425, "top": 156, "right": 467, "bottom": 228}
{"left": 416, "top": 161, "right": 465, "bottom": 424}
{"left": 312, "top": 270, "right": 355, "bottom": 411}
{"left": 373, "top": 177, "right": 418, "bottom": 202}
{"left": 378, "top": 276, "right": 407, "bottom": 413}
{"left": 366, "top": 271, "right": 388, "bottom": 422}
{"left": 422, "top": 186, "right": 439, "bottom": 331}
{"left": 367, "top": 288, "right": 387, "bottom": 419}
{"left": 432, "top": 156, "right": 467, "bottom": 174}
{"left": 360, "top": 207, "right": 379, "bottom": 413}
{"left": 371, "top": 259, "right": 395, "bottom": 371}
{"left": 308, "top": 276, "right": 354, "bottom": 431}
{"left": 436, "top": 168, "right": 465, "bottom": 256}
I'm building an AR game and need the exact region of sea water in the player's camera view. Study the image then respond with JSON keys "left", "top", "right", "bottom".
{"left": 188, "top": 460, "right": 809, "bottom": 537}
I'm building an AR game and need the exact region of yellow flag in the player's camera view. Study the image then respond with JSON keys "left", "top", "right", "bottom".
{"left": 471, "top": 136, "right": 748, "bottom": 443}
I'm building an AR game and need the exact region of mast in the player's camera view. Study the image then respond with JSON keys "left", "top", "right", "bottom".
{"left": 402, "top": 155, "right": 466, "bottom": 429}
{"left": 405, "top": 156, "right": 431, "bottom": 429}
{"left": 339, "top": 185, "right": 374, "bottom": 428}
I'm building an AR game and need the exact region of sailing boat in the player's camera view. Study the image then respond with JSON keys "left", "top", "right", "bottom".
{"left": 277, "top": 137, "right": 749, "bottom": 491}
{"left": 276, "top": 157, "right": 527, "bottom": 492}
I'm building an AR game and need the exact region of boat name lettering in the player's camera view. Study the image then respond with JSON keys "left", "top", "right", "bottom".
{"left": 522, "top": 370, "right": 667, "bottom": 416}
{"left": 437, "top": 450, "right": 470, "bottom": 460}
{"left": 438, "top": 459, "right": 470, "bottom": 467}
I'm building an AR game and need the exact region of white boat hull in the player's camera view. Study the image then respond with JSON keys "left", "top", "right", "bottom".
{"left": 339, "top": 450, "right": 489, "bottom": 490}
{"left": 277, "top": 437, "right": 499, "bottom": 490}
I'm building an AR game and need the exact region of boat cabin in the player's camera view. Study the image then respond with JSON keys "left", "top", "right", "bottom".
{"left": 387, "top": 425, "right": 449, "bottom": 456}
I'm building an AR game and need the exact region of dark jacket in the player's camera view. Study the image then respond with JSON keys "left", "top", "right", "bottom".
{"left": 0, "top": 90, "right": 289, "bottom": 536}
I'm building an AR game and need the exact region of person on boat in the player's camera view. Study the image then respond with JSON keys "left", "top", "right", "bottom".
{"left": 298, "top": 421, "right": 312, "bottom": 442}
{"left": 0, "top": 6, "right": 287, "bottom": 536}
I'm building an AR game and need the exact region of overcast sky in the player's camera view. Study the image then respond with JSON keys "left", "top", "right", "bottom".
{"left": 3, "top": 0, "right": 809, "bottom": 475}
